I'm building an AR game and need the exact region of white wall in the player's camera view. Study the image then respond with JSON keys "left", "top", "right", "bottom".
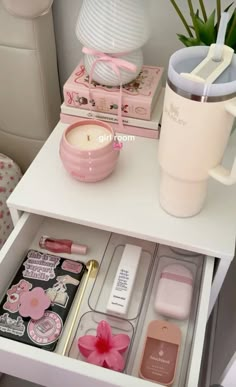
{"left": 52, "top": 0, "right": 230, "bottom": 87}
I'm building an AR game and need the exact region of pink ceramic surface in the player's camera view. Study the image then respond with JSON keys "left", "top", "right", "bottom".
{"left": 63, "top": 62, "right": 163, "bottom": 120}
{"left": 60, "top": 120, "right": 120, "bottom": 182}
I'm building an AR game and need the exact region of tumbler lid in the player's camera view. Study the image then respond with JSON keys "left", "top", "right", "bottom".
{"left": 168, "top": 46, "right": 236, "bottom": 100}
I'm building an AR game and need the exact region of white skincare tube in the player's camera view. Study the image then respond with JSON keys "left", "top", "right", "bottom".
{"left": 107, "top": 244, "right": 142, "bottom": 316}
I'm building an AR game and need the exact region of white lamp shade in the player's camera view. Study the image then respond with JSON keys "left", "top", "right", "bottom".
{"left": 76, "top": 0, "right": 150, "bottom": 53}
{"left": 83, "top": 48, "right": 143, "bottom": 86}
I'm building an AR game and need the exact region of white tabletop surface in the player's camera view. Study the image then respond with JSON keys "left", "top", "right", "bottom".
{"left": 8, "top": 122, "right": 236, "bottom": 260}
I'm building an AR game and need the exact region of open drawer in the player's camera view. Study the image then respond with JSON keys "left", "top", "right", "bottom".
{"left": 0, "top": 213, "right": 214, "bottom": 387}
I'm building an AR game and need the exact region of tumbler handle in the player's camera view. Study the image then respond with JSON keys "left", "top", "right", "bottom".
{"left": 209, "top": 99, "right": 236, "bottom": 185}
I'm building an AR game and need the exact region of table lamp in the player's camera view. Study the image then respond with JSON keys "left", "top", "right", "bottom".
{"left": 75, "top": 0, "right": 150, "bottom": 86}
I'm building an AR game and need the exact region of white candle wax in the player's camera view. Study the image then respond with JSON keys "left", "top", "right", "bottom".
{"left": 66, "top": 124, "right": 112, "bottom": 150}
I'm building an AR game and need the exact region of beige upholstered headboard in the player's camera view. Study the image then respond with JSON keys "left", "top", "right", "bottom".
{"left": 0, "top": 0, "right": 61, "bottom": 172}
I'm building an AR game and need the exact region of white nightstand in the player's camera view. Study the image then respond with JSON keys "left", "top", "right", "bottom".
{"left": 0, "top": 122, "right": 235, "bottom": 387}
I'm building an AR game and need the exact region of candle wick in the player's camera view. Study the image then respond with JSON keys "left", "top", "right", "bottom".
{"left": 87, "top": 135, "right": 90, "bottom": 141}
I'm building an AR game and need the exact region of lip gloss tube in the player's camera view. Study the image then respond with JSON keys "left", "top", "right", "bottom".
{"left": 39, "top": 235, "right": 88, "bottom": 255}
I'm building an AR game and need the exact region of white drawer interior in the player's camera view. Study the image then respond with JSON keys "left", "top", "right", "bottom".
{"left": 0, "top": 213, "right": 214, "bottom": 387}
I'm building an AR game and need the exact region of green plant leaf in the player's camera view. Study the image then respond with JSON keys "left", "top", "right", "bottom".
{"left": 177, "top": 34, "right": 201, "bottom": 47}
{"left": 217, "top": 2, "right": 234, "bottom": 36}
{"left": 169, "top": 0, "right": 193, "bottom": 37}
{"left": 195, "top": 9, "right": 204, "bottom": 23}
{"left": 199, "top": 0, "right": 207, "bottom": 22}
{"left": 170, "top": 0, "right": 236, "bottom": 51}
{"left": 188, "top": 0, "right": 200, "bottom": 39}
{"left": 216, "top": 0, "right": 221, "bottom": 26}
{"left": 194, "top": 10, "right": 217, "bottom": 45}
{"left": 225, "top": 9, "right": 236, "bottom": 49}
{"left": 224, "top": 2, "right": 234, "bottom": 12}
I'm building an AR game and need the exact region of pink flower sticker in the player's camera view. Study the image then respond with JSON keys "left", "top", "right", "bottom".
{"left": 78, "top": 320, "right": 130, "bottom": 371}
{"left": 19, "top": 287, "right": 51, "bottom": 320}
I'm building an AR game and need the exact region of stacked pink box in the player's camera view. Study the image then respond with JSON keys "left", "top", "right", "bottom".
{"left": 62, "top": 62, "right": 164, "bottom": 139}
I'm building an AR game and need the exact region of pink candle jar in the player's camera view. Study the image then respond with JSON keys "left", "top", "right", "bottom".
{"left": 60, "top": 120, "right": 120, "bottom": 182}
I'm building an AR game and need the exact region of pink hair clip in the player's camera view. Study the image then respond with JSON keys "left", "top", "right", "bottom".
{"left": 78, "top": 320, "right": 130, "bottom": 371}
{"left": 19, "top": 287, "right": 51, "bottom": 320}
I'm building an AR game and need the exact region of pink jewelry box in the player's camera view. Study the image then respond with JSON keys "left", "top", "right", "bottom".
{"left": 154, "top": 264, "right": 194, "bottom": 320}
{"left": 63, "top": 62, "right": 164, "bottom": 120}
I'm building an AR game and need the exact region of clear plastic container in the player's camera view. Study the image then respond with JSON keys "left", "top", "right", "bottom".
{"left": 169, "top": 246, "right": 201, "bottom": 257}
{"left": 88, "top": 243, "right": 155, "bottom": 320}
{"left": 127, "top": 245, "right": 204, "bottom": 387}
{"left": 69, "top": 311, "right": 134, "bottom": 372}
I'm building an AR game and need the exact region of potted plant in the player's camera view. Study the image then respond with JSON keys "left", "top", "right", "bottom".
{"left": 170, "top": 0, "right": 236, "bottom": 51}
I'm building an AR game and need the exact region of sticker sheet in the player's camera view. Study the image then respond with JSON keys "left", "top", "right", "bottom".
{"left": 0, "top": 250, "right": 86, "bottom": 351}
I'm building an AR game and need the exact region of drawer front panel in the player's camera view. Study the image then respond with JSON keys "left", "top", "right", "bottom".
{"left": 0, "top": 213, "right": 214, "bottom": 387}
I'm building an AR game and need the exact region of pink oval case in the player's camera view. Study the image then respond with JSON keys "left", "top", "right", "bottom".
{"left": 154, "top": 264, "right": 193, "bottom": 320}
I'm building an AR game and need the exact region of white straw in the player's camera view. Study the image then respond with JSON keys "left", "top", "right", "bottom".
{"left": 213, "top": 12, "right": 229, "bottom": 62}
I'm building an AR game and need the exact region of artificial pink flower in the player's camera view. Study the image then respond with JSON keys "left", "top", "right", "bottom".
{"left": 78, "top": 320, "right": 130, "bottom": 371}
{"left": 19, "top": 287, "right": 51, "bottom": 320}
